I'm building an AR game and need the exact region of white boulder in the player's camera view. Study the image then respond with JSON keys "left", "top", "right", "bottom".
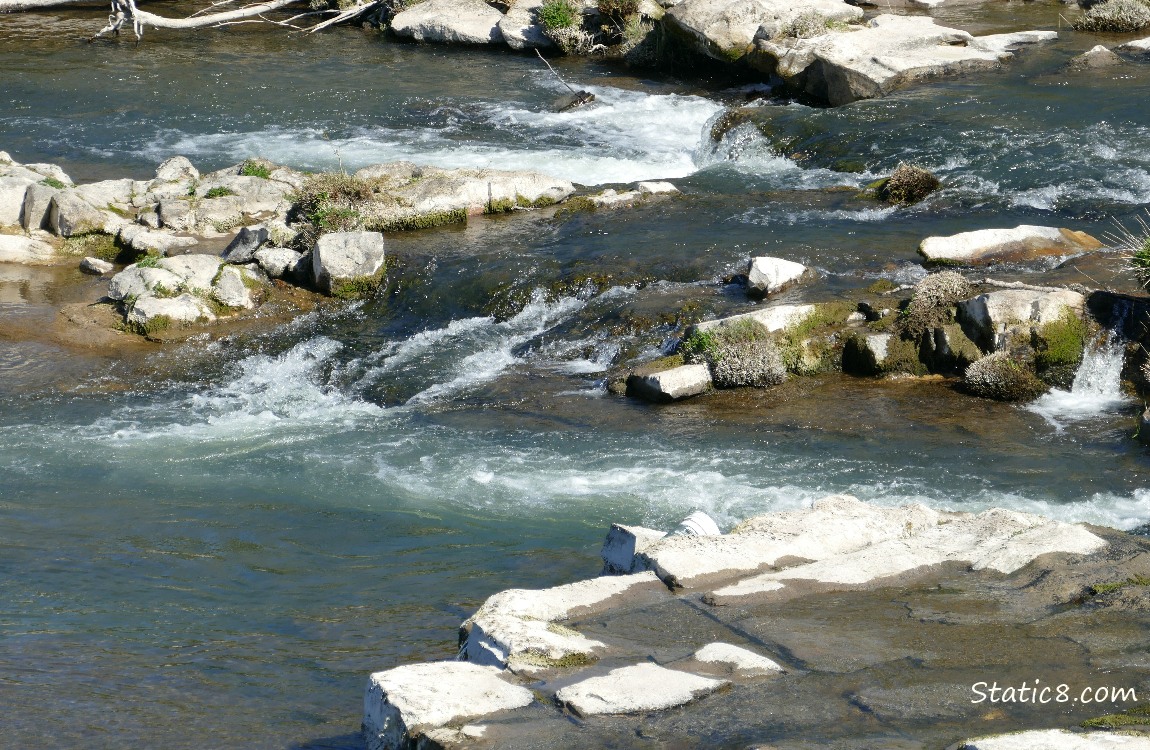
{"left": 390, "top": 0, "right": 505, "bottom": 45}
{"left": 960, "top": 729, "right": 1150, "bottom": 749}
{"left": 48, "top": 192, "right": 109, "bottom": 237}
{"left": 117, "top": 225, "right": 199, "bottom": 256}
{"left": 693, "top": 642, "right": 785, "bottom": 675}
{"left": 154, "top": 156, "right": 199, "bottom": 183}
{"left": 637, "top": 181, "right": 679, "bottom": 195}
{"left": 80, "top": 256, "right": 115, "bottom": 275}
{"left": 918, "top": 225, "right": 1102, "bottom": 265}
{"left": 746, "top": 256, "right": 808, "bottom": 297}
{"left": 1118, "top": 37, "right": 1150, "bottom": 54}
{"left": 555, "top": 662, "right": 726, "bottom": 716}
{"left": 363, "top": 661, "right": 533, "bottom": 750}
{"left": 212, "top": 265, "right": 257, "bottom": 309}
{"left": 693, "top": 303, "right": 816, "bottom": 335}
{"left": 601, "top": 523, "right": 668, "bottom": 574}
{"left": 666, "top": 0, "right": 863, "bottom": 62}
{"left": 254, "top": 246, "right": 306, "bottom": 279}
{"left": 498, "top": 0, "right": 556, "bottom": 50}
{"left": 125, "top": 292, "right": 216, "bottom": 327}
{"left": 0, "top": 176, "right": 34, "bottom": 227}
{"left": 626, "top": 363, "right": 713, "bottom": 402}
{"left": 311, "top": 231, "right": 386, "bottom": 296}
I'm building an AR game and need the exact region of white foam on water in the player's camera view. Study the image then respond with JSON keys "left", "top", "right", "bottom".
{"left": 91, "top": 337, "right": 384, "bottom": 445}
{"left": 404, "top": 293, "right": 585, "bottom": 404}
{"left": 143, "top": 85, "right": 723, "bottom": 186}
{"left": 1027, "top": 331, "right": 1132, "bottom": 429}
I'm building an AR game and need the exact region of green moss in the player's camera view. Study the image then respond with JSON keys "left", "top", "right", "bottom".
{"left": 554, "top": 195, "right": 598, "bottom": 219}
{"left": 373, "top": 208, "right": 468, "bottom": 232}
{"left": 1089, "top": 574, "right": 1150, "bottom": 597}
{"left": 331, "top": 270, "right": 385, "bottom": 300}
{"left": 1034, "top": 308, "right": 1088, "bottom": 370}
{"left": 513, "top": 650, "right": 597, "bottom": 669}
{"left": 62, "top": 233, "right": 120, "bottom": 262}
{"left": 1081, "top": 704, "right": 1150, "bottom": 729}
{"left": 39, "top": 176, "right": 67, "bottom": 190}
{"left": 517, "top": 193, "right": 557, "bottom": 208}
{"left": 151, "top": 282, "right": 176, "bottom": 299}
{"left": 204, "top": 186, "right": 237, "bottom": 199}
{"left": 885, "top": 337, "right": 928, "bottom": 376}
{"left": 239, "top": 159, "right": 272, "bottom": 179}
{"left": 104, "top": 203, "right": 130, "bottom": 218}
{"left": 631, "top": 353, "right": 685, "bottom": 377}
{"left": 135, "top": 253, "right": 162, "bottom": 268}
{"left": 866, "top": 279, "right": 897, "bottom": 295}
{"left": 124, "top": 313, "right": 172, "bottom": 337}
{"left": 486, "top": 197, "right": 517, "bottom": 214}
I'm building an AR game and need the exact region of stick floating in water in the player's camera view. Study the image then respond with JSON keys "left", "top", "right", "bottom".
{"left": 536, "top": 49, "right": 595, "bottom": 112}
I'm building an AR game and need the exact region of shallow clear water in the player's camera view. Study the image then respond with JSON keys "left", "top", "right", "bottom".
{"left": 4, "top": 4, "right": 1150, "bottom": 748}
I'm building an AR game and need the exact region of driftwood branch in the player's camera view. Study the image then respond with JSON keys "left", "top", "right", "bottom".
{"left": 304, "top": 1, "right": 378, "bottom": 33}
{"left": 134, "top": 0, "right": 302, "bottom": 29}
{"left": 976, "top": 278, "right": 1071, "bottom": 293}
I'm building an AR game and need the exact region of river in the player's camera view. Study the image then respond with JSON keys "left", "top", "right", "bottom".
{"left": 2, "top": 3, "right": 1150, "bottom": 747}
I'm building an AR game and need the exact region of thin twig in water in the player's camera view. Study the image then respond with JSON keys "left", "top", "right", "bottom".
{"left": 535, "top": 48, "right": 578, "bottom": 94}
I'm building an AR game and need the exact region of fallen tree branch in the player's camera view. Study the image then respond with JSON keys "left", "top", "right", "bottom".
{"left": 304, "top": 0, "right": 378, "bottom": 33}
{"left": 976, "top": 278, "right": 1071, "bottom": 293}
{"left": 134, "top": 0, "right": 303, "bottom": 29}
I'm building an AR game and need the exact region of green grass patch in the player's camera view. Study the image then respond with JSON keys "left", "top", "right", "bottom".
{"left": 204, "top": 186, "right": 237, "bottom": 199}
{"left": 1035, "top": 308, "right": 1088, "bottom": 370}
{"left": 539, "top": 0, "right": 579, "bottom": 30}
{"left": 373, "top": 208, "right": 468, "bottom": 232}
{"left": 1081, "top": 704, "right": 1150, "bottom": 729}
{"left": 39, "top": 176, "right": 67, "bottom": 190}
{"left": 134, "top": 253, "right": 163, "bottom": 269}
{"left": 239, "top": 159, "right": 273, "bottom": 179}
{"left": 124, "top": 313, "right": 172, "bottom": 338}
{"left": 62, "top": 233, "right": 120, "bottom": 262}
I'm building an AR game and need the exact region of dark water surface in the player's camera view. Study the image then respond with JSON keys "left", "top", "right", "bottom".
{"left": 3, "top": 3, "right": 1150, "bottom": 747}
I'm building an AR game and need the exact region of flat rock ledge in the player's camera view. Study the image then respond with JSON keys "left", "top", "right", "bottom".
{"left": 363, "top": 661, "right": 533, "bottom": 750}
{"left": 754, "top": 15, "right": 1056, "bottom": 106}
{"left": 960, "top": 729, "right": 1150, "bottom": 749}
{"left": 361, "top": 496, "right": 1150, "bottom": 749}
{"left": 919, "top": 225, "right": 1103, "bottom": 266}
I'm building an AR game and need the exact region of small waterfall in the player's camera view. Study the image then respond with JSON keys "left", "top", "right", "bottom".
{"left": 1028, "top": 325, "right": 1131, "bottom": 428}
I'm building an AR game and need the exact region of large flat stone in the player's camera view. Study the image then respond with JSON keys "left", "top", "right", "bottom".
{"left": 961, "top": 729, "right": 1150, "bottom": 750}
{"left": 693, "top": 303, "right": 815, "bottom": 334}
{"left": 555, "top": 662, "right": 726, "bottom": 716}
{"left": 363, "top": 661, "right": 533, "bottom": 750}
{"left": 919, "top": 225, "right": 1102, "bottom": 265}
{"left": 667, "top": 0, "right": 862, "bottom": 62}
{"left": 706, "top": 507, "right": 1105, "bottom": 605}
{"left": 0, "top": 234, "right": 57, "bottom": 265}
{"left": 757, "top": 15, "right": 1055, "bottom": 106}
{"left": 625, "top": 363, "right": 712, "bottom": 403}
{"left": 391, "top": 0, "right": 505, "bottom": 45}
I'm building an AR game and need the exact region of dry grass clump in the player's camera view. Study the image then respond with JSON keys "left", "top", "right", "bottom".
{"left": 878, "top": 162, "right": 941, "bottom": 205}
{"left": 899, "top": 271, "right": 972, "bottom": 337}
{"left": 1074, "top": 0, "right": 1150, "bottom": 32}
{"left": 963, "top": 352, "right": 1049, "bottom": 402}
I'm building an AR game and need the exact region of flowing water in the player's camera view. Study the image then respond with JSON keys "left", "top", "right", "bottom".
{"left": 4, "top": 3, "right": 1150, "bottom": 748}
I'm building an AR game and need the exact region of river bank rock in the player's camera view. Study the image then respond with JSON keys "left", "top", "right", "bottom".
{"left": 1118, "top": 36, "right": 1150, "bottom": 53}
{"left": 666, "top": 0, "right": 863, "bottom": 63}
{"left": 363, "top": 662, "right": 533, "bottom": 750}
{"left": 755, "top": 15, "right": 1056, "bottom": 105}
{"left": 363, "top": 497, "right": 1150, "bottom": 748}
{"left": 391, "top": 0, "right": 505, "bottom": 44}
{"left": 625, "top": 361, "right": 713, "bottom": 402}
{"left": 601, "top": 523, "right": 667, "bottom": 574}
{"left": 48, "top": 191, "right": 110, "bottom": 237}
{"left": 0, "top": 234, "right": 57, "bottom": 264}
{"left": 79, "top": 256, "right": 114, "bottom": 275}
{"left": 919, "top": 225, "right": 1103, "bottom": 265}
{"left": 961, "top": 729, "right": 1150, "bottom": 749}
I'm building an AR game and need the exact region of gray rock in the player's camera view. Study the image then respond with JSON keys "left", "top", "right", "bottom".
{"left": 21, "top": 182, "right": 60, "bottom": 231}
{"left": 588, "top": 188, "right": 643, "bottom": 207}
{"left": 154, "top": 156, "right": 199, "bottom": 183}
{"left": 363, "top": 662, "right": 533, "bottom": 750}
{"left": 48, "top": 191, "right": 109, "bottom": 237}
{"left": 211, "top": 265, "right": 256, "bottom": 309}
{"left": 311, "top": 231, "right": 386, "bottom": 296}
{"left": 23, "top": 162, "right": 72, "bottom": 186}
{"left": 957, "top": 289, "right": 1085, "bottom": 352}
{"left": 222, "top": 225, "right": 271, "bottom": 264}
{"left": 757, "top": 15, "right": 1056, "bottom": 106}
{"left": 0, "top": 176, "right": 34, "bottom": 227}
{"left": 1141, "top": 407, "right": 1150, "bottom": 445}
{"left": 390, "top": 0, "right": 505, "bottom": 44}
{"left": 637, "top": 180, "right": 679, "bottom": 195}
{"left": 555, "top": 663, "right": 727, "bottom": 716}
{"left": 601, "top": 523, "right": 667, "bottom": 574}
{"left": 194, "top": 195, "right": 244, "bottom": 233}
{"left": 137, "top": 208, "right": 161, "bottom": 229}
{"left": 74, "top": 178, "right": 136, "bottom": 211}
{"left": 1068, "top": 43, "right": 1124, "bottom": 69}
{"left": 841, "top": 332, "right": 894, "bottom": 376}
{"left": 254, "top": 246, "right": 305, "bottom": 279}
{"left": 746, "top": 256, "right": 808, "bottom": 297}
{"left": 80, "top": 256, "right": 115, "bottom": 275}
{"left": 157, "top": 199, "right": 195, "bottom": 232}
{"left": 1118, "top": 36, "right": 1150, "bottom": 54}
{"left": 125, "top": 293, "right": 216, "bottom": 327}
{"left": 667, "top": 0, "right": 863, "bottom": 62}
{"left": 0, "top": 234, "right": 57, "bottom": 264}
{"left": 626, "top": 363, "right": 712, "bottom": 402}
{"left": 919, "top": 225, "right": 1103, "bottom": 265}
{"left": 498, "top": 0, "right": 556, "bottom": 50}
{"left": 117, "top": 225, "right": 199, "bottom": 256}
{"left": 158, "top": 254, "right": 224, "bottom": 292}
{"left": 107, "top": 265, "right": 185, "bottom": 301}
{"left": 193, "top": 175, "right": 290, "bottom": 217}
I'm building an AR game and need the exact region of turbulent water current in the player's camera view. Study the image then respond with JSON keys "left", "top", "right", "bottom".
{"left": 4, "top": 3, "right": 1150, "bottom": 748}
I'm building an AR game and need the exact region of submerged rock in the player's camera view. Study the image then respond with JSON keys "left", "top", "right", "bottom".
{"left": 919, "top": 225, "right": 1103, "bottom": 265}
{"left": 757, "top": 14, "right": 1056, "bottom": 105}
{"left": 1068, "top": 43, "right": 1124, "bottom": 70}
{"left": 871, "top": 162, "right": 940, "bottom": 205}
{"left": 555, "top": 662, "right": 727, "bottom": 716}
{"left": 553, "top": 90, "right": 595, "bottom": 112}
{"left": 79, "top": 256, "right": 114, "bottom": 275}
{"left": 390, "top": 0, "right": 505, "bottom": 45}
{"left": 363, "top": 662, "right": 533, "bottom": 750}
